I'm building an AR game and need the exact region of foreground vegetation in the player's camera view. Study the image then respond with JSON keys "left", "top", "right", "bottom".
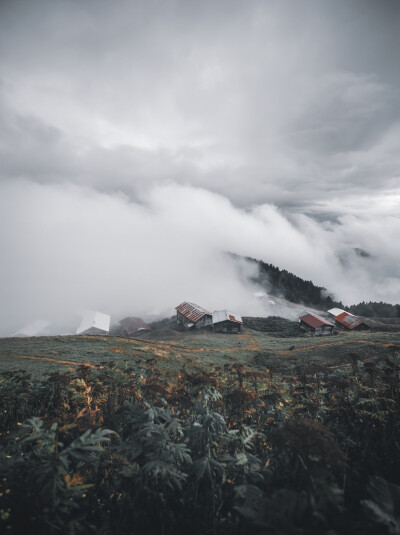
{"left": 1, "top": 335, "right": 399, "bottom": 534}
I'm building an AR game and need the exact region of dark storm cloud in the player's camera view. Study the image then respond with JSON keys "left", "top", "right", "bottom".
{"left": 1, "top": 0, "right": 399, "bottom": 206}
{"left": 0, "top": 0, "right": 399, "bottom": 335}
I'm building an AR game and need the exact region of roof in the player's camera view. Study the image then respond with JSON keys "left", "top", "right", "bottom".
{"left": 76, "top": 311, "right": 110, "bottom": 334}
{"left": 175, "top": 302, "right": 212, "bottom": 322}
{"left": 335, "top": 312, "right": 365, "bottom": 329}
{"left": 212, "top": 310, "right": 243, "bottom": 324}
{"left": 328, "top": 307, "right": 347, "bottom": 317}
{"left": 300, "top": 313, "right": 335, "bottom": 329}
{"left": 120, "top": 317, "right": 151, "bottom": 335}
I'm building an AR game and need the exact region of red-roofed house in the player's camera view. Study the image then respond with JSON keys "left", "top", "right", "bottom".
{"left": 120, "top": 317, "right": 151, "bottom": 337}
{"left": 176, "top": 302, "right": 213, "bottom": 330}
{"left": 299, "top": 313, "right": 335, "bottom": 336}
{"left": 335, "top": 312, "right": 370, "bottom": 331}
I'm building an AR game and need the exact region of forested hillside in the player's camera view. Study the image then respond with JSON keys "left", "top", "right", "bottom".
{"left": 237, "top": 255, "right": 400, "bottom": 317}
{"left": 244, "top": 256, "right": 344, "bottom": 310}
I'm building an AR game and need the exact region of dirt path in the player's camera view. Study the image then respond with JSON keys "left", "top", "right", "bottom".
{"left": 129, "top": 334, "right": 393, "bottom": 356}
{"left": 104, "top": 333, "right": 393, "bottom": 356}
{"left": 228, "top": 332, "right": 260, "bottom": 352}
{"left": 8, "top": 354, "right": 101, "bottom": 368}
{"left": 108, "top": 333, "right": 394, "bottom": 356}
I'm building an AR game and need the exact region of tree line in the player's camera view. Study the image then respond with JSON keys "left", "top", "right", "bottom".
{"left": 245, "top": 256, "right": 344, "bottom": 310}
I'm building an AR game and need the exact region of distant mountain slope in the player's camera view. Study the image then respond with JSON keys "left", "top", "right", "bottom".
{"left": 242, "top": 255, "right": 344, "bottom": 311}
{"left": 234, "top": 254, "right": 400, "bottom": 317}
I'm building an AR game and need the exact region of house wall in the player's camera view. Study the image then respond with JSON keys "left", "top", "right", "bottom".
{"left": 300, "top": 321, "right": 333, "bottom": 336}
{"left": 195, "top": 315, "right": 213, "bottom": 328}
{"left": 300, "top": 320, "right": 314, "bottom": 334}
{"left": 321, "top": 325, "right": 334, "bottom": 335}
{"left": 122, "top": 327, "right": 150, "bottom": 337}
{"left": 214, "top": 321, "right": 242, "bottom": 333}
{"left": 177, "top": 312, "right": 212, "bottom": 329}
{"left": 176, "top": 312, "right": 190, "bottom": 327}
{"left": 314, "top": 325, "right": 334, "bottom": 336}
{"left": 355, "top": 323, "right": 370, "bottom": 331}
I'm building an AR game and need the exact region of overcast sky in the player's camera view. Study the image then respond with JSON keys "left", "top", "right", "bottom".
{"left": 0, "top": 0, "right": 399, "bottom": 335}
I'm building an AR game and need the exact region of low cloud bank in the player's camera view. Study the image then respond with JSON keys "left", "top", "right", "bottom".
{"left": 0, "top": 179, "right": 398, "bottom": 337}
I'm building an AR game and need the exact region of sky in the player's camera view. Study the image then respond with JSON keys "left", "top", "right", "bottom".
{"left": 0, "top": 0, "right": 399, "bottom": 335}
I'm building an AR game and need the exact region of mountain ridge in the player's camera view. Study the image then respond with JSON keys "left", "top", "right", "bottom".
{"left": 232, "top": 254, "right": 400, "bottom": 318}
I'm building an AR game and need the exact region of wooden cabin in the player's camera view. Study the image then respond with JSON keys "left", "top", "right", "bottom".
{"left": 120, "top": 317, "right": 151, "bottom": 337}
{"left": 299, "top": 313, "right": 335, "bottom": 336}
{"left": 175, "top": 302, "right": 213, "bottom": 330}
{"left": 212, "top": 310, "right": 243, "bottom": 333}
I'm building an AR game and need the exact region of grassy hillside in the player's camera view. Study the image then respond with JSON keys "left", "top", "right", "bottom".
{"left": 1, "top": 328, "right": 399, "bottom": 380}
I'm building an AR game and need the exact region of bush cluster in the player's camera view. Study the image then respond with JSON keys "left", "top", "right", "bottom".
{"left": 242, "top": 316, "right": 301, "bottom": 337}
{"left": 0, "top": 351, "right": 399, "bottom": 534}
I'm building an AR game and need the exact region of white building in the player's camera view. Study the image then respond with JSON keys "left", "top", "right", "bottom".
{"left": 76, "top": 311, "right": 110, "bottom": 336}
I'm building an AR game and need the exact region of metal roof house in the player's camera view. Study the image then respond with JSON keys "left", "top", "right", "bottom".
{"left": 76, "top": 311, "right": 110, "bottom": 336}
{"left": 299, "top": 313, "right": 335, "bottom": 336}
{"left": 212, "top": 310, "right": 243, "bottom": 333}
{"left": 335, "top": 312, "right": 370, "bottom": 331}
{"left": 120, "top": 317, "right": 151, "bottom": 337}
{"left": 175, "top": 302, "right": 213, "bottom": 330}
